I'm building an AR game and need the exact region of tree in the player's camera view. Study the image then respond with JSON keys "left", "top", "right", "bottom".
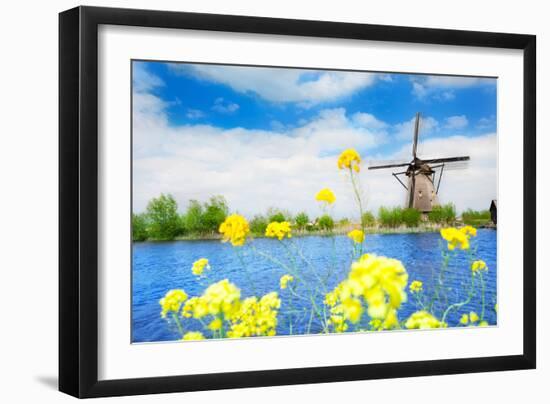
{"left": 294, "top": 212, "right": 309, "bottom": 230}
{"left": 146, "top": 194, "right": 180, "bottom": 240}
{"left": 249, "top": 215, "right": 269, "bottom": 235}
{"left": 318, "top": 214, "right": 335, "bottom": 231}
{"left": 184, "top": 200, "right": 204, "bottom": 234}
{"left": 132, "top": 213, "right": 149, "bottom": 241}
{"left": 201, "top": 195, "right": 229, "bottom": 233}
{"left": 266, "top": 207, "right": 291, "bottom": 223}
{"left": 361, "top": 211, "right": 376, "bottom": 227}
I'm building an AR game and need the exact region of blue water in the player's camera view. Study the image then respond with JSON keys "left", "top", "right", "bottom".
{"left": 132, "top": 229, "right": 497, "bottom": 342}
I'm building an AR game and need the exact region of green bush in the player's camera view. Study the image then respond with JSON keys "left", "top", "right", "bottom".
{"left": 361, "top": 211, "right": 376, "bottom": 227}
{"left": 338, "top": 218, "right": 351, "bottom": 226}
{"left": 201, "top": 196, "right": 229, "bottom": 233}
{"left": 378, "top": 206, "right": 402, "bottom": 228}
{"left": 402, "top": 208, "right": 421, "bottom": 228}
{"left": 183, "top": 200, "right": 205, "bottom": 234}
{"left": 428, "top": 203, "right": 456, "bottom": 225}
{"left": 462, "top": 209, "right": 491, "bottom": 226}
{"left": 318, "top": 215, "right": 335, "bottom": 231}
{"left": 294, "top": 212, "right": 309, "bottom": 230}
{"left": 146, "top": 194, "right": 181, "bottom": 240}
{"left": 250, "top": 215, "right": 269, "bottom": 235}
{"left": 132, "top": 213, "right": 149, "bottom": 241}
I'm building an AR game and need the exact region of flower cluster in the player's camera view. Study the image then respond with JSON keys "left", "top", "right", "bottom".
{"left": 337, "top": 148, "right": 361, "bottom": 172}
{"left": 219, "top": 214, "right": 250, "bottom": 247}
{"left": 265, "top": 221, "right": 292, "bottom": 240}
{"left": 409, "top": 280, "right": 423, "bottom": 293}
{"left": 159, "top": 289, "right": 188, "bottom": 318}
{"left": 227, "top": 292, "right": 281, "bottom": 338}
{"left": 440, "top": 226, "right": 477, "bottom": 251}
{"left": 325, "top": 254, "right": 408, "bottom": 332}
{"left": 471, "top": 260, "right": 488, "bottom": 273}
{"left": 279, "top": 274, "right": 294, "bottom": 289}
{"left": 315, "top": 188, "right": 336, "bottom": 205}
{"left": 182, "top": 279, "right": 241, "bottom": 320}
{"left": 182, "top": 331, "right": 205, "bottom": 341}
{"left": 347, "top": 229, "right": 365, "bottom": 244}
{"left": 405, "top": 311, "right": 446, "bottom": 329}
{"left": 192, "top": 258, "right": 209, "bottom": 276}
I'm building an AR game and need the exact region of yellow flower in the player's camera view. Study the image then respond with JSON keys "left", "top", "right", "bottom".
{"left": 227, "top": 292, "right": 281, "bottom": 338}
{"left": 192, "top": 258, "right": 209, "bottom": 276}
{"left": 409, "top": 280, "right": 423, "bottom": 293}
{"left": 337, "top": 148, "right": 361, "bottom": 172}
{"left": 219, "top": 214, "right": 250, "bottom": 247}
{"left": 440, "top": 227, "right": 473, "bottom": 250}
{"left": 495, "top": 303, "right": 498, "bottom": 313}
{"left": 182, "top": 331, "right": 205, "bottom": 341}
{"left": 201, "top": 279, "right": 241, "bottom": 318}
{"left": 460, "top": 225, "right": 477, "bottom": 237}
{"left": 478, "top": 321, "right": 489, "bottom": 327}
{"left": 208, "top": 318, "right": 223, "bottom": 331}
{"left": 471, "top": 260, "right": 488, "bottom": 273}
{"left": 459, "top": 313, "right": 469, "bottom": 325}
{"left": 265, "top": 221, "right": 292, "bottom": 240}
{"left": 469, "top": 312, "right": 479, "bottom": 323}
{"left": 325, "top": 253, "right": 408, "bottom": 331}
{"left": 315, "top": 188, "right": 336, "bottom": 205}
{"left": 347, "top": 229, "right": 365, "bottom": 244}
{"left": 405, "top": 311, "right": 445, "bottom": 329}
{"left": 280, "top": 274, "right": 294, "bottom": 289}
{"left": 159, "top": 289, "right": 188, "bottom": 318}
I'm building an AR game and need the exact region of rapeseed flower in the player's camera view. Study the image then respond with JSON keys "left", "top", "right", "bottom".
{"left": 471, "top": 260, "right": 488, "bottom": 273}
{"left": 159, "top": 289, "right": 188, "bottom": 318}
{"left": 347, "top": 229, "right": 365, "bottom": 244}
{"left": 440, "top": 227, "right": 474, "bottom": 250}
{"left": 469, "top": 312, "right": 479, "bottom": 323}
{"left": 279, "top": 274, "right": 294, "bottom": 289}
{"left": 405, "top": 311, "right": 445, "bottom": 329}
{"left": 182, "top": 331, "right": 205, "bottom": 341}
{"left": 227, "top": 292, "right": 281, "bottom": 338}
{"left": 337, "top": 148, "right": 361, "bottom": 172}
{"left": 192, "top": 258, "right": 209, "bottom": 276}
{"left": 325, "top": 253, "right": 408, "bottom": 331}
{"left": 219, "top": 214, "right": 250, "bottom": 247}
{"left": 202, "top": 279, "right": 241, "bottom": 318}
{"left": 315, "top": 188, "right": 336, "bottom": 205}
{"left": 409, "top": 280, "right": 423, "bottom": 293}
{"left": 265, "top": 221, "right": 292, "bottom": 240}
{"left": 460, "top": 313, "right": 469, "bottom": 325}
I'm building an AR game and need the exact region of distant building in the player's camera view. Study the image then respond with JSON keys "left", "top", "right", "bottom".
{"left": 490, "top": 200, "right": 497, "bottom": 225}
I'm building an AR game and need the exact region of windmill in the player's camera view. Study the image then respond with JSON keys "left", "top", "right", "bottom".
{"left": 368, "top": 113, "right": 470, "bottom": 213}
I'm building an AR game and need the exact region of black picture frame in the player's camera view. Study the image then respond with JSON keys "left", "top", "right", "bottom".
{"left": 59, "top": 5, "right": 536, "bottom": 398}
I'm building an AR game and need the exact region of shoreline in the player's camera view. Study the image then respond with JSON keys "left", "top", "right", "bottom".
{"left": 135, "top": 223, "right": 496, "bottom": 242}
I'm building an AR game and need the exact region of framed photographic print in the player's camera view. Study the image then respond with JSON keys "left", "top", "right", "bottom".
{"left": 59, "top": 6, "right": 536, "bottom": 398}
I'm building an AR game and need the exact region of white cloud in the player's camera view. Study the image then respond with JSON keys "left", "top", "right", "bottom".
{"left": 133, "top": 68, "right": 496, "bottom": 220}
{"left": 186, "top": 109, "right": 205, "bottom": 119}
{"left": 393, "top": 115, "right": 439, "bottom": 141}
{"left": 170, "top": 64, "right": 379, "bottom": 106}
{"left": 411, "top": 75, "right": 495, "bottom": 100}
{"left": 212, "top": 97, "right": 240, "bottom": 114}
{"left": 133, "top": 62, "right": 164, "bottom": 93}
{"left": 443, "top": 115, "right": 469, "bottom": 130}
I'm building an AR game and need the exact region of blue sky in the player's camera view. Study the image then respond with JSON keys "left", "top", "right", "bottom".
{"left": 132, "top": 60, "right": 497, "bottom": 218}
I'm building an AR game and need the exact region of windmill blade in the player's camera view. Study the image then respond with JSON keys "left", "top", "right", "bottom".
{"left": 368, "top": 162, "right": 411, "bottom": 170}
{"left": 422, "top": 156, "right": 470, "bottom": 164}
{"left": 412, "top": 112, "right": 420, "bottom": 159}
{"left": 408, "top": 173, "right": 416, "bottom": 208}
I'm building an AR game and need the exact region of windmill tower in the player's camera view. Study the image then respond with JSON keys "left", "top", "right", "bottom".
{"left": 368, "top": 113, "right": 470, "bottom": 213}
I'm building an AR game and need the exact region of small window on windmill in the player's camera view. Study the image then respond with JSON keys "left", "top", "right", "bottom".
{"left": 418, "top": 190, "right": 423, "bottom": 197}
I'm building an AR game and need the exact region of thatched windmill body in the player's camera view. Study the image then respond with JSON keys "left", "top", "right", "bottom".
{"left": 368, "top": 113, "right": 470, "bottom": 213}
